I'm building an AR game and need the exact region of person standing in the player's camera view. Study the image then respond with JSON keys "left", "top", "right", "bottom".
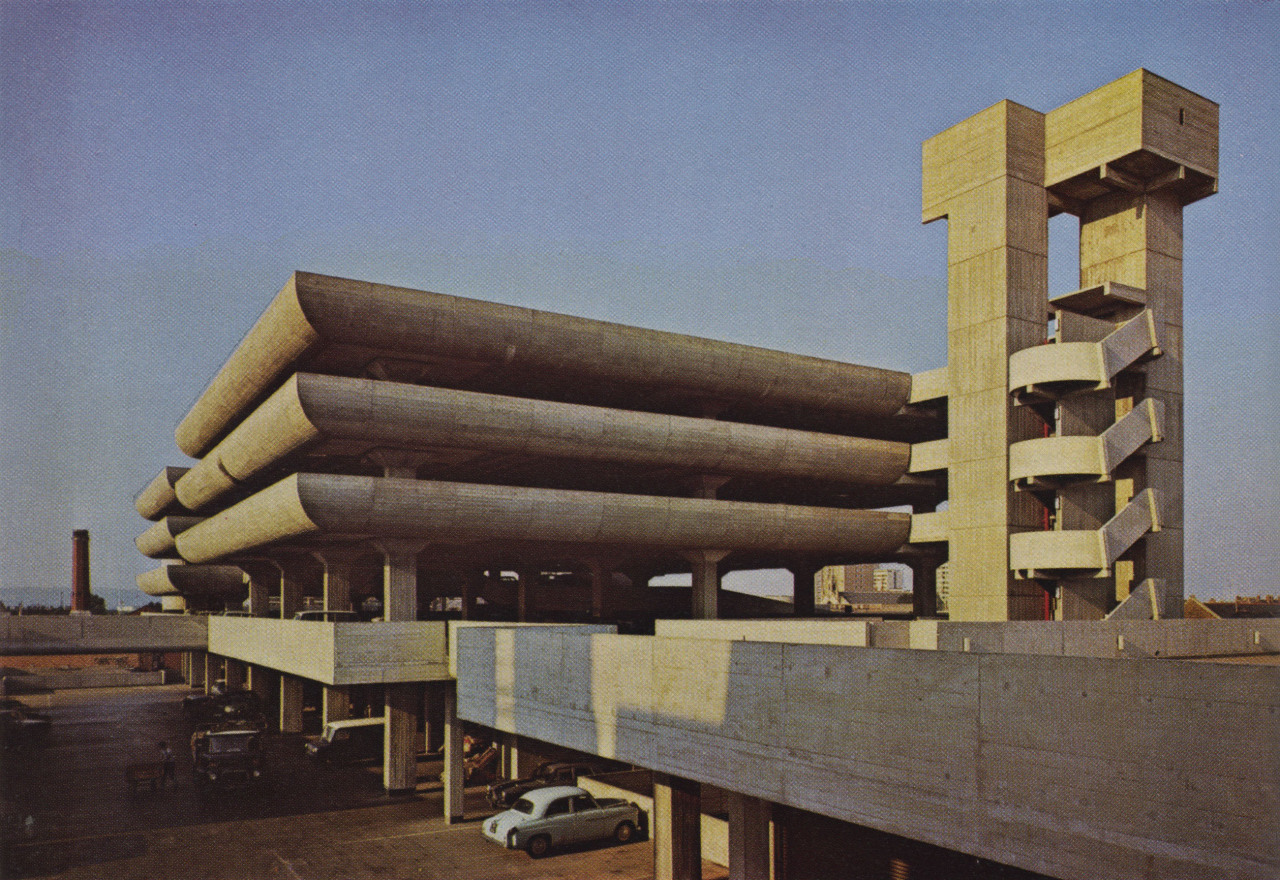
{"left": 158, "top": 741, "right": 176, "bottom": 787}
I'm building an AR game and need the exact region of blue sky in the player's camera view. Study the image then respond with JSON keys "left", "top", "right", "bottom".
{"left": 2, "top": 1, "right": 1277, "bottom": 607}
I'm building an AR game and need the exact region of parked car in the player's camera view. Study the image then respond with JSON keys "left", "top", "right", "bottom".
{"left": 487, "top": 761, "right": 608, "bottom": 809}
{"left": 482, "top": 785, "right": 644, "bottom": 857}
{"left": 190, "top": 726, "right": 263, "bottom": 786}
{"left": 0, "top": 703, "right": 51, "bottom": 749}
{"left": 292, "top": 610, "right": 361, "bottom": 622}
{"left": 183, "top": 690, "right": 266, "bottom": 730}
{"left": 305, "top": 717, "right": 384, "bottom": 765}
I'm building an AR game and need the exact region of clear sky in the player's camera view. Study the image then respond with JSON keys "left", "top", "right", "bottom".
{"left": 2, "top": 1, "right": 1277, "bottom": 608}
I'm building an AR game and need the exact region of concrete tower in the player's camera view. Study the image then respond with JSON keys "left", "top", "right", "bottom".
{"left": 925, "top": 70, "right": 1218, "bottom": 620}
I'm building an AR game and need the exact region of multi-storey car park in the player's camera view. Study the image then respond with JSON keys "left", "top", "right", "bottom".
{"left": 113, "top": 70, "right": 1280, "bottom": 880}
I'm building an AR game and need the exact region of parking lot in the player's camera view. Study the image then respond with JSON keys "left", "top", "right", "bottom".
{"left": 0, "top": 685, "right": 727, "bottom": 879}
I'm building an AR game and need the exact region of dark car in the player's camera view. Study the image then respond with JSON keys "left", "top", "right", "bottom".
{"left": 183, "top": 690, "right": 266, "bottom": 730}
{"left": 191, "top": 726, "right": 264, "bottom": 786}
{"left": 487, "top": 761, "right": 608, "bottom": 810}
{"left": 304, "top": 717, "right": 384, "bottom": 765}
{"left": 0, "top": 702, "right": 51, "bottom": 750}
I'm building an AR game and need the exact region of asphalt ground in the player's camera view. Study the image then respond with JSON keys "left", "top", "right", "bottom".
{"left": 0, "top": 685, "right": 728, "bottom": 880}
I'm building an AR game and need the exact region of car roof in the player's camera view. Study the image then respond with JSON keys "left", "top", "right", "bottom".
{"left": 326, "top": 716, "right": 385, "bottom": 729}
{"left": 518, "top": 785, "right": 586, "bottom": 806}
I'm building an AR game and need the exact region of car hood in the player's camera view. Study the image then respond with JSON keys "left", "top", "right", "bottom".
{"left": 485, "top": 810, "right": 528, "bottom": 839}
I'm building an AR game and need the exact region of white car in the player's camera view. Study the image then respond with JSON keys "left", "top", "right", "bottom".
{"left": 482, "top": 785, "right": 644, "bottom": 857}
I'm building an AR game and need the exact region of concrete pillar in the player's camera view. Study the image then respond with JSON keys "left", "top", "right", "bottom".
{"left": 384, "top": 683, "right": 418, "bottom": 793}
{"left": 378, "top": 541, "right": 423, "bottom": 622}
{"left": 516, "top": 566, "right": 535, "bottom": 622}
{"left": 276, "top": 556, "right": 308, "bottom": 619}
{"left": 240, "top": 562, "right": 279, "bottom": 617}
{"left": 279, "top": 674, "right": 305, "bottom": 734}
{"left": 423, "top": 681, "right": 445, "bottom": 753}
{"left": 684, "top": 551, "right": 727, "bottom": 620}
{"left": 584, "top": 559, "right": 612, "bottom": 621}
{"left": 224, "top": 658, "right": 246, "bottom": 692}
{"left": 788, "top": 562, "right": 818, "bottom": 617}
{"left": 248, "top": 665, "right": 278, "bottom": 729}
{"left": 653, "top": 772, "right": 701, "bottom": 880}
{"left": 323, "top": 686, "right": 352, "bottom": 725}
{"left": 201, "top": 652, "right": 213, "bottom": 694}
{"left": 502, "top": 732, "right": 520, "bottom": 780}
{"left": 923, "top": 98, "right": 1048, "bottom": 621}
{"left": 314, "top": 548, "right": 363, "bottom": 612}
{"left": 1078, "top": 189, "right": 1185, "bottom": 617}
{"left": 189, "top": 651, "right": 206, "bottom": 689}
{"left": 443, "top": 682, "right": 465, "bottom": 823}
{"left": 727, "top": 792, "right": 773, "bottom": 880}
{"left": 909, "top": 558, "right": 940, "bottom": 619}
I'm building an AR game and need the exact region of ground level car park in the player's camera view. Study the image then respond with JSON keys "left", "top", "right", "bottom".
{"left": 0, "top": 685, "right": 725, "bottom": 880}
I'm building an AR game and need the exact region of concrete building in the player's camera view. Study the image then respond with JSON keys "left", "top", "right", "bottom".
{"left": 124, "top": 71, "right": 1279, "bottom": 880}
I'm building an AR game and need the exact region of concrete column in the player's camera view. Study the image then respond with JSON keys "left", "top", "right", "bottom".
{"left": 788, "top": 562, "right": 818, "bottom": 617}
{"left": 224, "top": 658, "right": 246, "bottom": 692}
{"left": 727, "top": 792, "right": 773, "bottom": 880}
{"left": 189, "top": 651, "right": 206, "bottom": 689}
{"left": 653, "top": 772, "right": 702, "bottom": 880}
{"left": 909, "top": 558, "right": 940, "bottom": 619}
{"left": 502, "top": 732, "right": 520, "bottom": 780}
{"left": 1078, "top": 189, "right": 1185, "bottom": 617}
{"left": 584, "top": 559, "right": 613, "bottom": 621}
{"left": 202, "top": 652, "right": 213, "bottom": 694}
{"left": 378, "top": 541, "right": 423, "bottom": 622}
{"left": 279, "top": 674, "right": 305, "bottom": 734}
{"left": 276, "top": 556, "right": 308, "bottom": 619}
{"left": 384, "top": 683, "right": 419, "bottom": 793}
{"left": 323, "top": 686, "right": 352, "bottom": 725}
{"left": 248, "top": 665, "right": 278, "bottom": 729}
{"left": 314, "top": 548, "right": 363, "bottom": 612}
{"left": 923, "top": 99, "right": 1048, "bottom": 621}
{"left": 683, "top": 551, "right": 727, "bottom": 620}
{"left": 516, "top": 567, "right": 535, "bottom": 622}
{"left": 443, "top": 682, "right": 465, "bottom": 823}
{"left": 423, "top": 681, "right": 445, "bottom": 753}
{"left": 240, "top": 562, "right": 279, "bottom": 617}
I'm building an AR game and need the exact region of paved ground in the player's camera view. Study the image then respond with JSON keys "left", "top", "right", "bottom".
{"left": 0, "top": 685, "right": 728, "bottom": 880}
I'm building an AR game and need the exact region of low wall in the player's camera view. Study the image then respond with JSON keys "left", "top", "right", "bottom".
{"left": 1, "top": 669, "right": 170, "bottom": 692}
{"left": 456, "top": 626, "right": 1279, "bottom": 880}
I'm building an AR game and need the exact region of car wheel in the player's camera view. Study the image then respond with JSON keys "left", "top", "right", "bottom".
{"left": 614, "top": 821, "right": 636, "bottom": 844}
{"left": 526, "top": 835, "right": 551, "bottom": 858}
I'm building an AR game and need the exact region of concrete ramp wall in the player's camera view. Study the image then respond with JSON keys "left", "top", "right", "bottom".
{"left": 455, "top": 626, "right": 1278, "bottom": 880}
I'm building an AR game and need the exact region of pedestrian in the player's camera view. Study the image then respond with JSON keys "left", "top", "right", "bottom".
{"left": 158, "top": 740, "right": 176, "bottom": 787}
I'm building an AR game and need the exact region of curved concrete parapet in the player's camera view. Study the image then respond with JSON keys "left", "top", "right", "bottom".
{"left": 175, "top": 272, "right": 917, "bottom": 458}
{"left": 137, "top": 563, "right": 247, "bottom": 597}
{"left": 135, "top": 466, "right": 191, "bottom": 520}
{"left": 1009, "top": 310, "right": 1160, "bottom": 403}
{"left": 1010, "top": 488, "right": 1161, "bottom": 578}
{"left": 1009, "top": 399, "right": 1165, "bottom": 488}
{"left": 176, "top": 372, "right": 913, "bottom": 512}
{"left": 135, "top": 516, "right": 205, "bottom": 559}
{"left": 176, "top": 473, "right": 912, "bottom": 564}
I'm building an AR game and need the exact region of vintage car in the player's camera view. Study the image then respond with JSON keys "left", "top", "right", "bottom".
{"left": 190, "top": 726, "right": 264, "bottom": 787}
{"left": 482, "top": 785, "right": 644, "bottom": 857}
{"left": 305, "top": 716, "right": 383, "bottom": 765}
{"left": 182, "top": 690, "right": 267, "bottom": 730}
{"left": 0, "top": 702, "right": 51, "bottom": 749}
{"left": 487, "top": 760, "right": 607, "bottom": 809}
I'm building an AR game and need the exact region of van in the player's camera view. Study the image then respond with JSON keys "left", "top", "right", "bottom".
{"left": 304, "top": 716, "right": 384, "bottom": 765}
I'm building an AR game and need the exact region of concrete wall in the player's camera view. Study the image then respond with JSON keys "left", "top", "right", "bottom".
{"left": 455, "top": 626, "right": 1278, "bottom": 880}
{"left": 0, "top": 614, "right": 207, "bottom": 655}
{"left": 208, "top": 618, "right": 449, "bottom": 685}
{"left": 2, "top": 669, "right": 170, "bottom": 691}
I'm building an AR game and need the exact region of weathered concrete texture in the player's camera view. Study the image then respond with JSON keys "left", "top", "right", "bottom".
{"left": 207, "top": 617, "right": 449, "bottom": 685}
{"left": 176, "top": 372, "right": 913, "bottom": 512}
{"left": 135, "top": 516, "right": 205, "bottom": 558}
{"left": 134, "top": 466, "right": 191, "bottom": 520}
{"left": 0, "top": 614, "right": 207, "bottom": 655}
{"left": 455, "top": 626, "right": 1279, "bottom": 880}
{"left": 137, "top": 563, "right": 245, "bottom": 598}
{"left": 175, "top": 271, "right": 922, "bottom": 459}
{"left": 174, "top": 473, "right": 912, "bottom": 564}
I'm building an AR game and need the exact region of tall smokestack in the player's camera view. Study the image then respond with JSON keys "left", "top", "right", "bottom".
{"left": 72, "top": 529, "right": 91, "bottom": 612}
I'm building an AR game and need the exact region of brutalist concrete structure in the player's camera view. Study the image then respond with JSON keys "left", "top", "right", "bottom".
{"left": 132, "top": 71, "right": 1277, "bottom": 880}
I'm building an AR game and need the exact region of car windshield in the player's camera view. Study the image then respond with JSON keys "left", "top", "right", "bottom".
{"left": 208, "top": 734, "right": 256, "bottom": 753}
{"left": 511, "top": 798, "right": 535, "bottom": 815}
